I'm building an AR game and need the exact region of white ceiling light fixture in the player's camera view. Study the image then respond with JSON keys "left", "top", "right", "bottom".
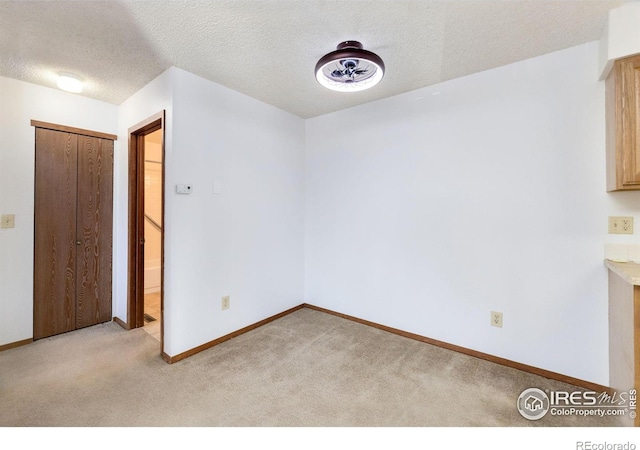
{"left": 315, "top": 41, "right": 385, "bottom": 92}
{"left": 57, "top": 73, "right": 83, "bottom": 93}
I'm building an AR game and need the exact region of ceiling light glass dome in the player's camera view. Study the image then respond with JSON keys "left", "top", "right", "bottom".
{"left": 57, "top": 73, "right": 83, "bottom": 93}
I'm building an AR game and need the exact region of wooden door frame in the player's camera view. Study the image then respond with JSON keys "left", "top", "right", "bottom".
{"left": 127, "top": 111, "right": 165, "bottom": 351}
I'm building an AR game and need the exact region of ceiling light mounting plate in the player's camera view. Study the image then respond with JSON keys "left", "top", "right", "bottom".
{"left": 315, "top": 40, "right": 385, "bottom": 93}
{"left": 336, "top": 41, "right": 363, "bottom": 50}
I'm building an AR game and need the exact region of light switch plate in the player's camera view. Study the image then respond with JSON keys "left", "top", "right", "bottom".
{"left": 1, "top": 214, "right": 15, "bottom": 228}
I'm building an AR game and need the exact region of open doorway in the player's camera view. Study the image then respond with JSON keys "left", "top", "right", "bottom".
{"left": 128, "top": 111, "right": 164, "bottom": 354}
{"left": 142, "top": 129, "right": 163, "bottom": 340}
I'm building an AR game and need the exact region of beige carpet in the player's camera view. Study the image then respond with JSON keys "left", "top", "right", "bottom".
{"left": 0, "top": 308, "right": 623, "bottom": 427}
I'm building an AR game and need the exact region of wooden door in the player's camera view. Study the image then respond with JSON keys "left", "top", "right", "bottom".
{"left": 33, "top": 125, "right": 114, "bottom": 339}
{"left": 75, "top": 135, "right": 113, "bottom": 329}
{"left": 34, "top": 128, "right": 79, "bottom": 339}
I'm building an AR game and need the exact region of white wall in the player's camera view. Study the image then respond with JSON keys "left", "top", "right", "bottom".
{"left": 2, "top": 66, "right": 305, "bottom": 361}
{"left": 164, "top": 68, "right": 305, "bottom": 356}
{"left": 0, "top": 76, "right": 117, "bottom": 346}
{"left": 305, "top": 42, "right": 640, "bottom": 386}
{"left": 4, "top": 41, "right": 636, "bottom": 385}
{"left": 117, "top": 67, "right": 305, "bottom": 356}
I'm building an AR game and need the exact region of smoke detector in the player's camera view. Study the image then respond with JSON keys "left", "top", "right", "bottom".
{"left": 315, "top": 41, "right": 385, "bottom": 92}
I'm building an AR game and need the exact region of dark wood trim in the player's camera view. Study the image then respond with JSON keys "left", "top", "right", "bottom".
{"left": 0, "top": 338, "right": 33, "bottom": 352}
{"left": 128, "top": 111, "right": 164, "bottom": 136}
{"left": 302, "top": 304, "right": 613, "bottom": 394}
{"left": 127, "top": 111, "right": 165, "bottom": 358}
{"left": 31, "top": 120, "right": 117, "bottom": 141}
{"left": 126, "top": 132, "right": 138, "bottom": 329}
{"left": 127, "top": 132, "right": 146, "bottom": 330}
{"left": 127, "top": 112, "right": 163, "bottom": 329}
{"left": 135, "top": 134, "right": 145, "bottom": 330}
{"left": 164, "top": 304, "right": 305, "bottom": 364}
{"left": 113, "top": 316, "right": 129, "bottom": 330}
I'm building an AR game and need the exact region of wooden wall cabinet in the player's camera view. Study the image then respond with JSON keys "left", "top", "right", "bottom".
{"left": 606, "top": 54, "right": 640, "bottom": 192}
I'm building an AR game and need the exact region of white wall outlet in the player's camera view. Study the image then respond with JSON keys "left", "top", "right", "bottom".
{"left": 608, "top": 216, "right": 634, "bottom": 234}
{"left": 1, "top": 214, "right": 15, "bottom": 228}
{"left": 221, "top": 295, "right": 230, "bottom": 311}
{"left": 491, "top": 311, "right": 503, "bottom": 328}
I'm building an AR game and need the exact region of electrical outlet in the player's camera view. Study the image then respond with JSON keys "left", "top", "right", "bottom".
{"left": 221, "top": 295, "right": 230, "bottom": 311}
{"left": 491, "top": 311, "right": 503, "bottom": 328}
{"left": 609, "top": 216, "right": 634, "bottom": 234}
{"left": 0, "top": 214, "right": 14, "bottom": 228}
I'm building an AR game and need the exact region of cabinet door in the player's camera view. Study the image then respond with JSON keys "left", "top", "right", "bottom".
{"left": 606, "top": 54, "right": 640, "bottom": 191}
{"left": 34, "top": 128, "right": 78, "bottom": 339}
{"left": 620, "top": 57, "right": 640, "bottom": 186}
{"left": 75, "top": 135, "right": 113, "bottom": 329}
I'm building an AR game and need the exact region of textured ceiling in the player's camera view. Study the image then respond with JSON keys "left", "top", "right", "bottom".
{"left": 0, "top": 0, "right": 626, "bottom": 118}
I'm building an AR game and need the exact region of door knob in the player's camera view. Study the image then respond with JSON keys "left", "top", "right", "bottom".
{"left": 140, "top": 238, "right": 145, "bottom": 245}
{"left": 76, "top": 240, "right": 81, "bottom": 245}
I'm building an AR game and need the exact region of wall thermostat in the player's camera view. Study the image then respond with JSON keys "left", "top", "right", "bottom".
{"left": 176, "top": 184, "right": 192, "bottom": 194}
